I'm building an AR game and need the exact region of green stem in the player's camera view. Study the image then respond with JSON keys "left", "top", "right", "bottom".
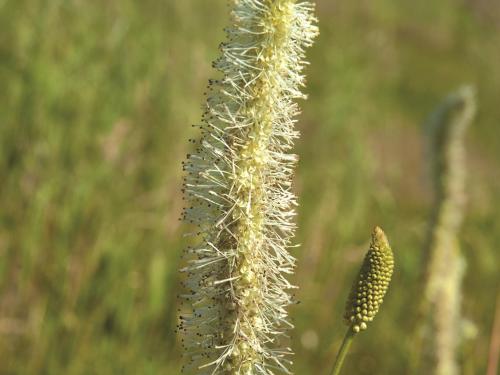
{"left": 330, "top": 327, "right": 357, "bottom": 375}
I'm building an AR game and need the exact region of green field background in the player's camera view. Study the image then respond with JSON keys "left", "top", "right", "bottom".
{"left": 1, "top": 1, "right": 499, "bottom": 374}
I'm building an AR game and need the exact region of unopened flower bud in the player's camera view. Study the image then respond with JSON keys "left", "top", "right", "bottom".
{"left": 344, "top": 227, "right": 394, "bottom": 333}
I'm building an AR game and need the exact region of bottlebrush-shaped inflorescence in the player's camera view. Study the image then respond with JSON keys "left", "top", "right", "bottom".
{"left": 178, "top": 1, "right": 318, "bottom": 374}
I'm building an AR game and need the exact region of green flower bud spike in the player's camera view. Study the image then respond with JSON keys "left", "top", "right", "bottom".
{"left": 344, "top": 226, "right": 395, "bottom": 333}
{"left": 330, "top": 226, "right": 394, "bottom": 375}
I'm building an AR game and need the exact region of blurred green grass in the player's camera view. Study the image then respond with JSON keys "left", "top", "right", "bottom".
{"left": 0, "top": 0, "right": 498, "bottom": 374}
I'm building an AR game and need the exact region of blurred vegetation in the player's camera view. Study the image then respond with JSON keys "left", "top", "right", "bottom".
{"left": 0, "top": 0, "right": 499, "bottom": 374}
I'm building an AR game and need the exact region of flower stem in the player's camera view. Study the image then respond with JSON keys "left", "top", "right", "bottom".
{"left": 330, "top": 327, "right": 357, "bottom": 375}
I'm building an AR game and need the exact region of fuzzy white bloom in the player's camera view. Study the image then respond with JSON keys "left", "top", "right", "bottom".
{"left": 178, "top": 1, "right": 318, "bottom": 374}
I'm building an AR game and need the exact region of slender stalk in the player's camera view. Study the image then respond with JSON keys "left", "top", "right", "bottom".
{"left": 330, "top": 327, "right": 356, "bottom": 375}
{"left": 486, "top": 291, "right": 500, "bottom": 375}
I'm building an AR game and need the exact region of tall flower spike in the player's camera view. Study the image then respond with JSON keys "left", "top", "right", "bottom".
{"left": 416, "top": 86, "right": 476, "bottom": 375}
{"left": 343, "top": 226, "right": 394, "bottom": 333}
{"left": 178, "top": 1, "right": 318, "bottom": 374}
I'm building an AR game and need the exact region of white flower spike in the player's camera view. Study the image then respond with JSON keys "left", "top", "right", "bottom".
{"left": 179, "top": 1, "right": 318, "bottom": 374}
